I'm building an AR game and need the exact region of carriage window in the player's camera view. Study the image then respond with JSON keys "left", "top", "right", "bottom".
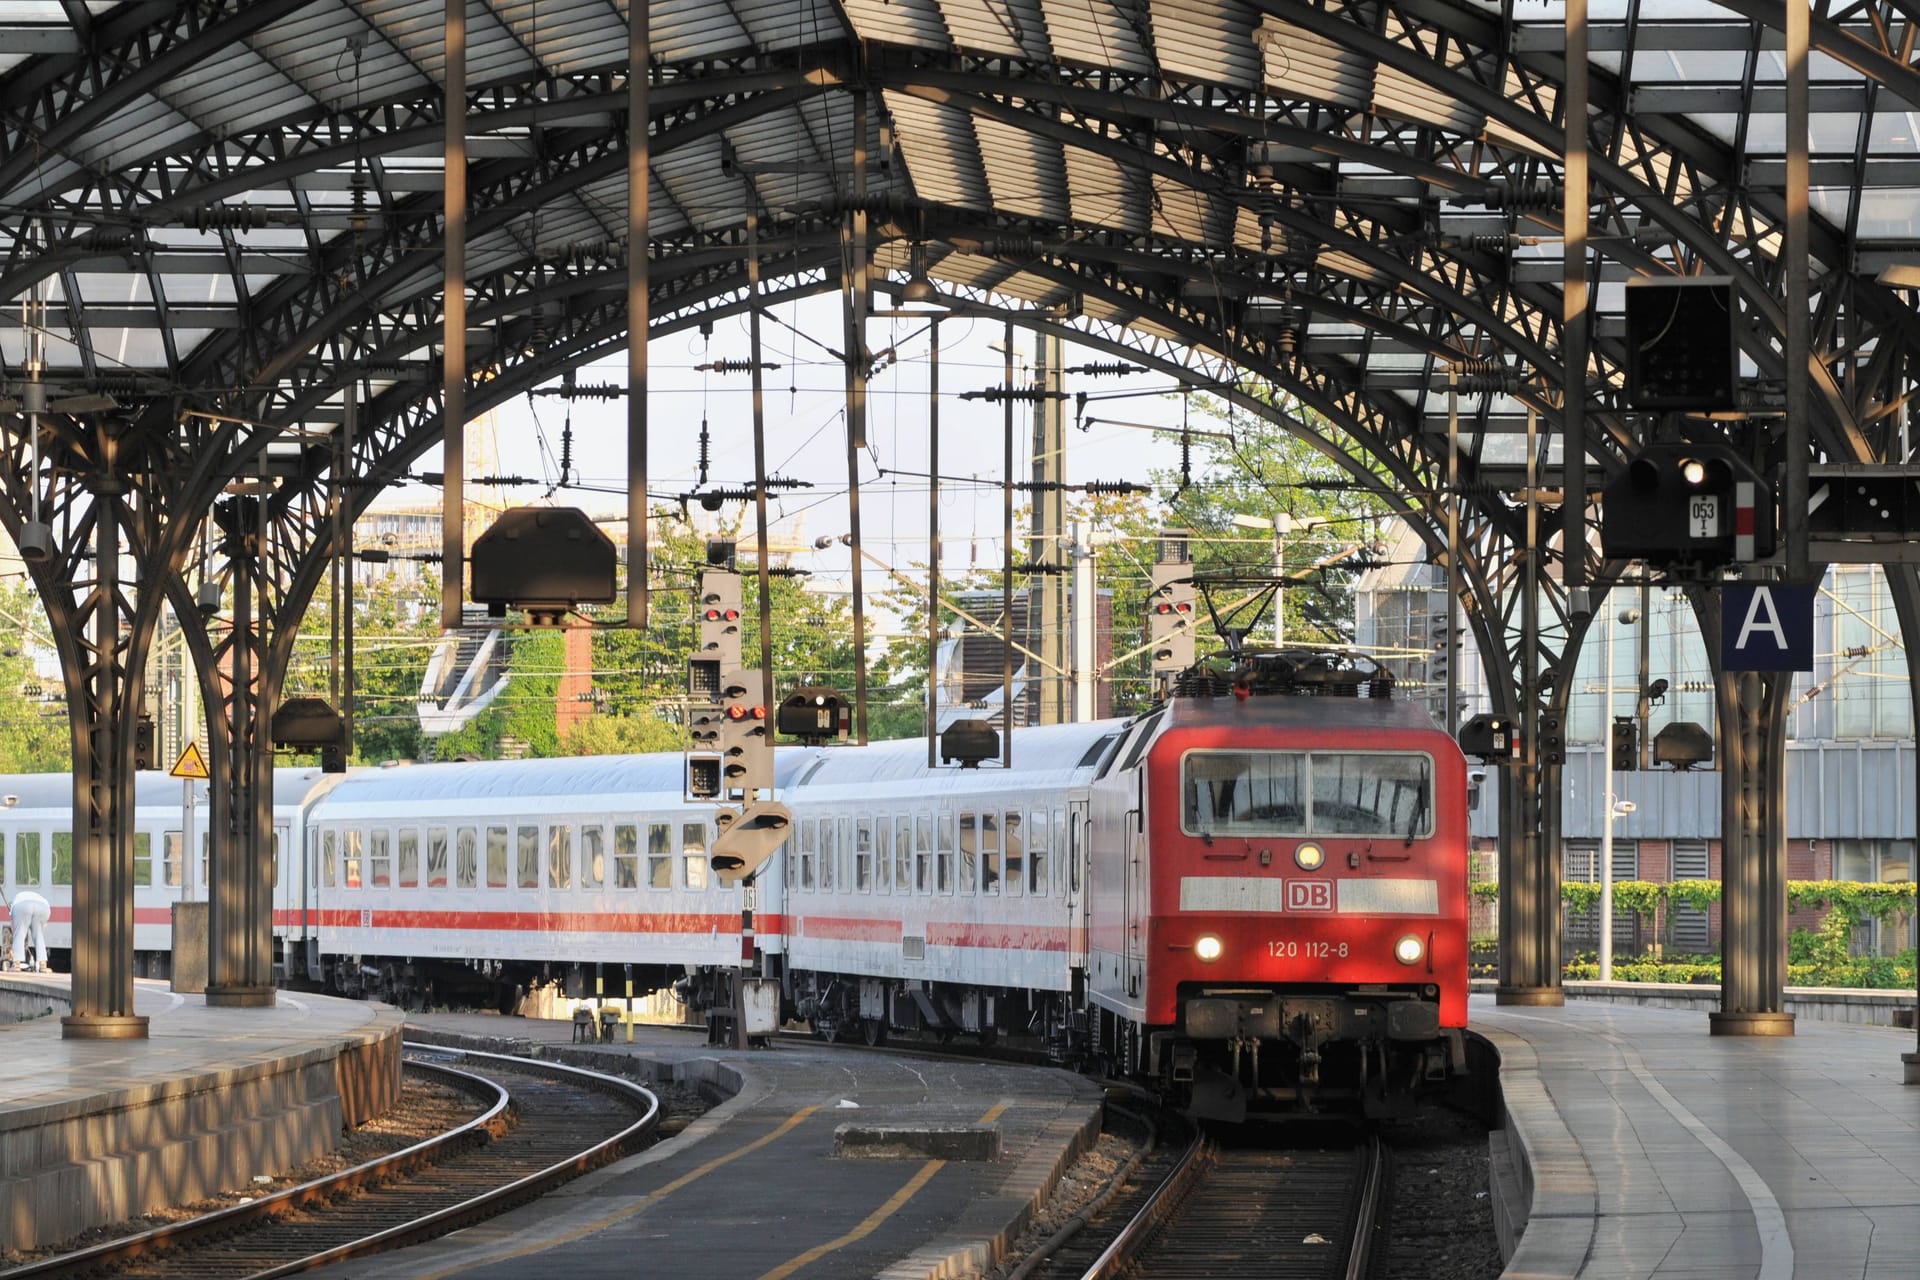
{"left": 549, "top": 825, "right": 573, "bottom": 890}
{"left": 936, "top": 813, "right": 955, "bottom": 893}
{"left": 517, "top": 826, "right": 540, "bottom": 889}
{"left": 957, "top": 812, "right": 977, "bottom": 895}
{"left": 1182, "top": 751, "right": 1433, "bottom": 838}
{"left": 164, "top": 831, "right": 184, "bottom": 888}
{"left": 486, "top": 826, "right": 509, "bottom": 888}
{"left": 648, "top": 823, "right": 672, "bottom": 889}
{"left": 52, "top": 832, "right": 72, "bottom": 885}
{"left": 458, "top": 827, "right": 480, "bottom": 889}
{"left": 1003, "top": 813, "right": 1023, "bottom": 897}
{"left": 894, "top": 815, "right": 913, "bottom": 893}
{"left": 1027, "top": 810, "right": 1047, "bottom": 896}
{"left": 581, "top": 826, "right": 605, "bottom": 889}
{"left": 398, "top": 829, "right": 420, "bottom": 888}
{"left": 427, "top": 828, "right": 449, "bottom": 888}
{"left": 682, "top": 823, "right": 707, "bottom": 890}
{"left": 369, "top": 830, "right": 391, "bottom": 888}
{"left": 273, "top": 828, "right": 284, "bottom": 889}
{"left": 821, "top": 819, "right": 838, "bottom": 892}
{"left": 133, "top": 831, "right": 152, "bottom": 888}
{"left": 344, "top": 829, "right": 363, "bottom": 889}
{"left": 786, "top": 824, "right": 799, "bottom": 888}
{"left": 979, "top": 813, "right": 1001, "bottom": 897}
{"left": 321, "top": 828, "right": 337, "bottom": 888}
{"left": 614, "top": 823, "right": 638, "bottom": 889}
{"left": 16, "top": 831, "right": 39, "bottom": 886}
{"left": 800, "top": 820, "right": 817, "bottom": 891}
{"left": 914, "top": 815, "right": 932, "bottom": 892}
{"left": 873, "top": 819, "right": 889, "bottom": 892}
{"left": 854, "top": 819, "right": 873, "bottom": 892}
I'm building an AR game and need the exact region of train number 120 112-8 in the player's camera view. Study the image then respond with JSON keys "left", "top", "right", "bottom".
{"left": 1267, "top": 939, "right": 1349, "bottom": 958}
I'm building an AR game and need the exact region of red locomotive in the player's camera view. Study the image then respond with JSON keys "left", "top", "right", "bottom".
{"left": 1085, "top": 653, "right": 1470, "bottom": 1119}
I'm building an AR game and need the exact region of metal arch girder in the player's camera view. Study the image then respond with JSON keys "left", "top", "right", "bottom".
{"left": 0, "top": 0, "right": 309, "bottom": 200}
{"left": 1282, "top": 0, "right": 1886, "bottom": 459}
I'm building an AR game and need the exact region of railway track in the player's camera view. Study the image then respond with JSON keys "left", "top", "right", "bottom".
{"left": 6, "top": 1044, "right": 660, "bottom": 1280}
{"left": 1020, "top": 1119, "right": 1385, "bottom": 1280}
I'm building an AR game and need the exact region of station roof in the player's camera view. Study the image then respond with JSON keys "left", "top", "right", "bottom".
{"left": 2, "top": 1, "right": 1916, "bottom": 531}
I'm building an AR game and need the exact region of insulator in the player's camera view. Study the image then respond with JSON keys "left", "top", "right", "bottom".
{"left": 698, "top": 359, "right": 781, "bottom": 374}
{"left": 1485, "top": 182, "right": 1563, "bottom": 212}
{"left": 80, "top": 228, "right": 136, "bottom": 252}
{"left": 1459, "top": 233, "right": 1516, "bottom": 254}
{"left": 195, "top": 203, "right": 264, "bottom": 233}
{"left": 1081, "top": 480, "right": 1148, "bottom": 495}
{"left": 697, "top": 419, "right": 711, "bottom": 485}
{"left": 1065, "top": 362, "right": 1142, "bottom": 377}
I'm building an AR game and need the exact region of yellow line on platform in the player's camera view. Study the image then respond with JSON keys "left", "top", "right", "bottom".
{"left": 755, "top": 1102, "right": 1011, "bottom": 1280}
{"left": 408, "top": 1103, "right": 822, "bottom": 1280}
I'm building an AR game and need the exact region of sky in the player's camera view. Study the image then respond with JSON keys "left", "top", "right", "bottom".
{"left": 438, "top": 292, "right": 1209, "bottom": 617}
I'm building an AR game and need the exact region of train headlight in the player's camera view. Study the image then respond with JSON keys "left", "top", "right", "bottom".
{"left": 1293, "top": 842, "right": 1325, "bottom": 871}
{"left": 1394, "top": 934, "right": 1425, "bottom": 966}
{"left": 1195, "top": 934, "right": 1224, "bottom": 963}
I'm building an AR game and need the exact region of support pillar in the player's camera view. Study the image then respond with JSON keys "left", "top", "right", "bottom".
{"left": 1496, "top": 409, "right": 1563, "bottom": 1006}
{"left": 1710, "top": 668, "right": 1794, "bottom": 1036}
{"left": 64, "top": 494, "right": 148, "bottom": 1040}
{"left": 1032, "top": 331, "right": 1067, "bottom": 725}
{"left": 206, "top": 497, "right": 276, "bottom": 1007}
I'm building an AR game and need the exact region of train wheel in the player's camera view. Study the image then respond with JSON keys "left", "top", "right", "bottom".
{"left": 862, "top": 1018, "right": 887, "bottom": 1047}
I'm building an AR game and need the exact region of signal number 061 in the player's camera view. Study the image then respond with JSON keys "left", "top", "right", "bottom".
{"left": 1267, "top": 940, "right": 1349, "bottom": 958}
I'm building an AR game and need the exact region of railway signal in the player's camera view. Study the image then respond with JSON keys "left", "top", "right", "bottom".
{"left": 777, "top": 686, "right": 848, "bottom": 744}
{"left": 710, "top": 799, "right": 793, "bottom": 886}
{"left": 1601, "top": 441, "right": 1775, "bottom": 569}
{"left": 688, "top": 565, "right": 744, "bottom": 800}
{"left": 1147, "top": 562, "right": 1196, "bottom": 676}
{"left": 720, "top": 668, "right": 772, "bottom": 796}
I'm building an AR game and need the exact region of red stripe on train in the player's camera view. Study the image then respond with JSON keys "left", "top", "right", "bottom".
{"left": 795, "top": 916, "right": 904, "bottom": 942}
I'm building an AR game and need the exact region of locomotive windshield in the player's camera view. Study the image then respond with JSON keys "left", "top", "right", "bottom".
{"left": 1182, "top": 750, "right": 1433, "bottom": 838}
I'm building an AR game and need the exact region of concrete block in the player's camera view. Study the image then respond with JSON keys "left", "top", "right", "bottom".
{"left": 170, "top": 903, "right": 208, "bottom": 994}
{"left": 834, "top": 1123, "right": 1001, "bottom": 1161}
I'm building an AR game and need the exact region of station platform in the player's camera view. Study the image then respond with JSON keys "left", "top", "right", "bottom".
{"left": 369, "top": 1011, "right": 1106, "bottom": 1280}
{"left": 0, "top": 974, "right": 404, "bottom": 1253}
{"left": 1478, "top": 995, "right": 1920, "bottom": 1280}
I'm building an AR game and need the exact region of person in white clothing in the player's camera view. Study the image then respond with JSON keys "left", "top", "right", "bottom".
{"left": 10, "top": 890, "right": 50, "bottom": 972}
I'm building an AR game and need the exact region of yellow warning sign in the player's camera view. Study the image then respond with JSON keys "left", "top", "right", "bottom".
{"left": 170, "top": 742, "right": 210, "bottom": 781}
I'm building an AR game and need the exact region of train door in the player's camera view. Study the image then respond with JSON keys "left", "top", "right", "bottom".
{"left": 1065, "top": 798, "right": 1088, "bottom": 973}
{"left": 1122, "top": 806, "right": 1145, "bottom": 1001}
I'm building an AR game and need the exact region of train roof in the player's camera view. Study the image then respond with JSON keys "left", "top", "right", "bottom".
{"left": 791, "top": 720, "right": 1127, "bottom": 795}
{"left": 310, "top": 747, "right": 827, "bottom": 810}
{"left": 1163, "top": 690, "right": 1452, "bottom": 737}
{"left": 0, "top": 767, "right": 334, "bottom": 811}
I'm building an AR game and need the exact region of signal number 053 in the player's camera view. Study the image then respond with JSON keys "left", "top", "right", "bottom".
{"left": 1268, "top": 940, "right": 1349, "bottom": 958}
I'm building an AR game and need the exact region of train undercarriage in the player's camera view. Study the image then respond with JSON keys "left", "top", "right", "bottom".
{"left": 1131, "top": 982, "right": 1467, "bottom": 1121}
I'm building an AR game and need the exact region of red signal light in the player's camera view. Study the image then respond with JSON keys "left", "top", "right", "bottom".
{"left": 725, "top": 705, "right": 748, "bottom": 721}
{"left": 751, "top": 705, "right": 767, "bottom": 720}
{"left": 703, "top": 607, "right": 741, "bottom": 622}
{"left": 1174, "top": 602, "right": 1192, "bottom": 614}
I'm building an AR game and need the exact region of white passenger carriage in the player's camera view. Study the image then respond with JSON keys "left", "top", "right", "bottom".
{"left": 775, "top": 722, "right": 1121, "bottom": 1045}
{"left": 0, "top": 767, "right": 335, "bottom": 976}
{"left": 299, "top": 752, "right": 822, "bottom": 1008}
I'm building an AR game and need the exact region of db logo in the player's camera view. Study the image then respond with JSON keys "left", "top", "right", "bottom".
{"left": 1285, "top": 880, "right": 1333, "bottom": 912}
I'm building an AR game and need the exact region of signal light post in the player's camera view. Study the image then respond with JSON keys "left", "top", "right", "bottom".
{"left": 1148, "top": 535, "right": 1196, "bottom": 694}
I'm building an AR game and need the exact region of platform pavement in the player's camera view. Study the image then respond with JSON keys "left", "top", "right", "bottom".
{"left": 335, "top": 1011, "right": 1106, "bottom": 1280}
{"left": 1477, "top": 995, "right": 1920, "bottom": 1280}
{"left": 0, "top": 973, "right": 404, "bottom": 1250}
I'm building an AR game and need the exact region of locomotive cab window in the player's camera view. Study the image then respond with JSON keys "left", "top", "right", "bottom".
{"left": 1183, "top": 751, "right": 1434, "bottom": 839}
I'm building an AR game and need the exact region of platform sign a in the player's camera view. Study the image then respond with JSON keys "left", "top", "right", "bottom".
{"left": 169, "top": 741, "right": 210, "bottom": 780}
{"left": 1721, "top": 584, "right": 1815, "bottom": 672}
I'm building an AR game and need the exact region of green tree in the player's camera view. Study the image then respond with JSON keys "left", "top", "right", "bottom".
{"left": 0, "top": 582, "right": 69, "bottom": 772}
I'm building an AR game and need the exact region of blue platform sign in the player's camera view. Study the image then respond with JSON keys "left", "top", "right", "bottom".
{"left": 1721, "top": 584, "right": 1815, "bottom": 672}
